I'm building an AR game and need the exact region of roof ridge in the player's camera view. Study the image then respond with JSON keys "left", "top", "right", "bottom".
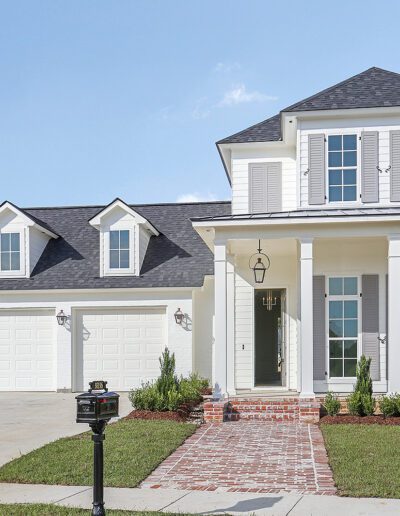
{"left": 24, "top": 200, "right": 231, "bottom": 211}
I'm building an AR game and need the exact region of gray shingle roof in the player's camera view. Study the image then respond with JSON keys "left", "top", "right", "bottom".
{"left": 0, "top": 201, "right": 231, "bottom": 291}
{"left": 217, "top": 67, "right": 400, "bottom": 144}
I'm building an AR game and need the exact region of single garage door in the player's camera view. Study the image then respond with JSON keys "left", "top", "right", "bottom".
{"left": 0, "top": 309, "right": 55, "bottom": 391}
{"left": 75, "top": 308, "right": 166, "bottom": 391}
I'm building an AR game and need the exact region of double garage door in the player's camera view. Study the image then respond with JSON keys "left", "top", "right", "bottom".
{"left": 0, "top": 307, "right": 165, "bottom": 392}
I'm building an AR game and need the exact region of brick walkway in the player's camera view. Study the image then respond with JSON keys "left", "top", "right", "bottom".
{"left": 141, "top": 422, "right": 336, "bottom": 495}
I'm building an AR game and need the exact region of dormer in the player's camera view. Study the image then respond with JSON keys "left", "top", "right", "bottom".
{"left": 0, "top": 201, "right": 59, "bottom": 278}
{"left": 89, "top": 198, "right": 159, "bottom": 277}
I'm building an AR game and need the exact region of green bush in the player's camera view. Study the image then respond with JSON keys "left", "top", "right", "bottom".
{"left": 379, "top": 394, "right": 400, "bottom": 417}
{"left": 323, "top": 392, "right": 341, "bottom": 416}
{"left": 156, "top": 347, "right": 179, "bottom": 396}
{"left": 355, "top": 355, "right": 373, "bottom": 396}
{"left": 346, "top": 355, "right": 376, "bottom": 416}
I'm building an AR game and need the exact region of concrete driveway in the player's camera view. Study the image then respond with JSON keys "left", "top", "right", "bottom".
{"left": 0, "top": 392, "right": 131, "bottom": 467}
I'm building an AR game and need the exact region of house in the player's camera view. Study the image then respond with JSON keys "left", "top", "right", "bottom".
{"left": 1, "top": 67, "right": 400, "bottom": 420}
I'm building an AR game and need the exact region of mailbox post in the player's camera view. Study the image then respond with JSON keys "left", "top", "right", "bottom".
{"left": 76, "top": 381, "right": 119, "bottom": 516}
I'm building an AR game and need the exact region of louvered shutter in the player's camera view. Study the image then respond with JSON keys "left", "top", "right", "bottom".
{"left": 249, "top": 162, "right": 282, "bottom": 213}
{"left": 362, "top": 274, "right": 380, "bottom": 381}
{"left": 361, "top": 131, "right": 379, "bottom": 203}
{"left": 313, "top": 276, "right": 326, "bottom": 381}
{"left": 390, "top": 130, "right": 400, "bottom": 202}
{"left": 308, "top": 134, "right": 326, "bottom": 205}
{"left": 266, "top": 162, "right": 282, "bottom": 212}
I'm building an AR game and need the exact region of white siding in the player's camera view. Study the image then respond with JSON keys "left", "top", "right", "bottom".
{"left": 193, "top": 276, "right": 214, "bottom": 381}
{"left": 234, "top": 271, "right": 253, "bottom": 388}
{"left": 138, "top": 226, "right": 151, "bottom": 272}
{"left": 29, "top": 227, "right": 50, "bottom": 274}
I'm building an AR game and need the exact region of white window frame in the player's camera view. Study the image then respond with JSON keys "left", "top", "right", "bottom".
{"left": 325, "top": 275, "right": 362, "bottom": 381}
{"left": 325, "top": 131, "right": 361, "bottom": 207}
{"left": 0, "top": 229, "right": 25, "bottom": 278}
{"left": 103, "top": 225, "right": 136, "bottom": 277}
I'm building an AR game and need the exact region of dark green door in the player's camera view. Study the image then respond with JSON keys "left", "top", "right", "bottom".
{"left": 254, "top": 289, "right": 285, "bottom": 386}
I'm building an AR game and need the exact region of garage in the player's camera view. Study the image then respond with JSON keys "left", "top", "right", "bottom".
{"left": 0, "top": 309, "right": 55, "bottom": 391}
{"left": 74, "top": 307, "right": 166, "bottom": 391}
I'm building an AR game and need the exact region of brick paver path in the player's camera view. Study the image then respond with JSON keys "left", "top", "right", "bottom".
{"left": 142, "top": 422, "right": 336, "bottom": 495}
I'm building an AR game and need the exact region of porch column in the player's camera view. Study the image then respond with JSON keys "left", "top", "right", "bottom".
{"left": 214, "top": 240, "right": 227, "bottom": 398}
{"left": 387, "top": 235, "right": 400, "bottom": 393}
{"left": 226, "top": 260, "right": 235, "bottom": 395}
{"left": 298, "top": 238, "right": 315, "bottom": 397}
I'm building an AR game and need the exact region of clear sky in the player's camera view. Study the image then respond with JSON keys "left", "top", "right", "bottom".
{"left": 1, "top": 0, "right": 400, "bottom": 207}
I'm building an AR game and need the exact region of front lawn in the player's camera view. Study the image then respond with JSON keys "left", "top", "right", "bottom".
{"left": 0, "top": 419, "right": 195, "bottom": 488}
{"left": 321, "top": 423, "right": 400, "bottom": 498}
{"left": 0, "top": 505, "right": 193, "bottom": 515}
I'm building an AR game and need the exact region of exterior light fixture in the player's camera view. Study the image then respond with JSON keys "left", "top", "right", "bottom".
{"left": 56, "top": 310, "right": 68, "bottom": 326}
{"left": 263, "top": 290, "right": 278, "bottom": 311}
{"left": 174, "top": 308, "right": 184, "bottom": 325}
{"left": 249, "top": 240, "right": 270, "bottom": 284}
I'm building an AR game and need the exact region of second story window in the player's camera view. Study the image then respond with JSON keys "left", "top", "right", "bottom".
{"left": 328, "top": 134, "right": 357, "bottom": 202}
{"left": 0, "top": 233, "right": 20, "bottom": 271}
{"left": 109, "top": 230, "right": 130, "bottom": 269}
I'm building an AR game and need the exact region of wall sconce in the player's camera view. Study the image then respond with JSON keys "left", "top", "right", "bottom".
{"left": 56, "top": 310, "right": 68, "bottom": 326}
{"left": 174, "top": 308, "right": 184, "bottom": 325}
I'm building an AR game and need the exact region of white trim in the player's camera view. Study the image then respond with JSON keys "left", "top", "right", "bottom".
{"left": 0, "top": 228, "right": 26, "bottom": 278}
{"left": 0, "top": 202, "right": 58, "bottom": 239}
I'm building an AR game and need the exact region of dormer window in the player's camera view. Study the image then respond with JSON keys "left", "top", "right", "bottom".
{"left": 0, "top": 233, "right": 20, "bottom": 271}
{"left": 110, "top": 230, "right": 130, "bottom": 269}
{"left": 328, "top": 134, "right": 357, "bottom": 202}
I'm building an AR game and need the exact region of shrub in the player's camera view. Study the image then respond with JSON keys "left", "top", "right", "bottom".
{"left": 323, "top": 392, "right": 341, "bottom": 416}
{"left": 379, "top": 394, "right": 400, "bottom": 418}
{"left": 346, "top": 355, "right": 376, "bottom": 416}
{"left": 156, "top": 347, "right": 179, "bottom": 396}
{"left": 355, "top": 355, "right": 373, "bottom": 396}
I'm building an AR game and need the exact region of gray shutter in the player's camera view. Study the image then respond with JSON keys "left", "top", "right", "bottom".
{"left": 308, "top": 134, "right": 326, "bottom": 205}
{"left": 390, "top": 130, "right": 400, "bottom": 202}
{"left": 361, "top": 131, "right": 379, "bottom": 203}
{"left": 249, "top": 162, "right": 282, "bottom": 213}
{"left": 249, "top": 163, "right": 267, "bottom": 213}
{"left": 266, "top": 162, "right": 282, "bottom": 212}
{"left": 313, "top": 276, "right": 326, "bottom": 381}
{"left": 362, "top": 274, "right": 380, "bottom": 381}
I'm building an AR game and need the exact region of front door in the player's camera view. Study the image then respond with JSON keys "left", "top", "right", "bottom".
{"left": 254, "top": 289, "right": 287, "bottom": 387}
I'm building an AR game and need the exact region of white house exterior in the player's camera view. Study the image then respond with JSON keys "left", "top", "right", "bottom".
{"left": 2, "top": 67, "right": 400, "bottom": 404}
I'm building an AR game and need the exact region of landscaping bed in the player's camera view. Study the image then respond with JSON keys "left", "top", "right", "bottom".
{"left": 321, "top": 414, "right": 400, "bottom": 425}
{"left": 126, "top": 408, "right": 187, "bottom": 422}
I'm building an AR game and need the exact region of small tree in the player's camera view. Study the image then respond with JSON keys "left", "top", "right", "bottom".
{"left": 354, "top": 355, "right": 373, "bottom": 396}
{"left": 347, "top": 355, "right": 375, "bottom": 416}
{"left": 156, "top": 347, "right": 179, "bottom": 396}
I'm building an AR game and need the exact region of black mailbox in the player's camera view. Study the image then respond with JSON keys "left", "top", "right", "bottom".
{"left": 76, "top": 380, "right": 119, "bottom": 424}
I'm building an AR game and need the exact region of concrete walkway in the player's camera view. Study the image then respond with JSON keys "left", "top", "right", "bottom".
{"left": 0, "top": 483, "right": 399, "bottom": 515}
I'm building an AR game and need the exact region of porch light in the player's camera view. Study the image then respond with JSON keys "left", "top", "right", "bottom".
{"left": 174, "top": 308, "right": 184, "bottom": 325}
{"left": 56, "top": 310, "right": 68, "bottom": 326}
{"left": 249, "top": 240, "right": 270, "bottom": 284}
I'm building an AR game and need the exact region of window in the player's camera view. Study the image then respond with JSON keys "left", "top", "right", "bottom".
{"left": 0, "top": 233, "right": 20, "bottom": 271}
{"left": 109, "top": 230, "right": 129, "bottom": 269}
{"left": 328, "top": 277, "right": 359, "bottom": 378}
{"left": 328, "top": 134, "right": 357, "bottom": 202}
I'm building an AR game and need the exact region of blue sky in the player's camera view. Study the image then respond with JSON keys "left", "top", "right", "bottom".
{"left": 1, "top": 1, "right": 400, "bottom": 207}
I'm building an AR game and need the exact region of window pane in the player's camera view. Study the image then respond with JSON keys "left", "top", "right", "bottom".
{"left": 329, "top": 135, "right": 342, "bottom": 151}
{"left": 344, "top": 319, "right": 358, "bottom": 338}
{"left": 343, "top": 134, "right": 357, "bottom": 150}
{"left": 329, "top": 301, "right": 343, "bottom": 319}
{"left": 343, "top": 186, "right": 356, "bottom": 201}
{"left": 344, "top": 277, "right": 357, "bottom": 295}
{"left": 10, "top": 252, "right": 20, "bottom": 271}
{"left": 110, "top": 250, "right": 119, "bottom": 268}
{"left": 110, "top": 231, "right": 119, "bottom": 250}
{"left": 330, "top": 359, "right": 343, "bottom": 377}
{"left": 329, "top": 340, "right": 343, "bottom": 358}
{"left": 1, "top": 253, "right": 10, "bottom": 271}
{"left": 329, "top": 319, "right": 343, "bottom": 338}
{"left": 343, "top": 169, "right": 356, "bottom": 185}
{"left": 329, "top": 186, "right": 342, "bottom": 202}
{"left": 1, "top": 234, "right": 10, "bottom": 252}
{"left": 329, "top": 152, "right": 342, "bottom": 167}
{"left": 120, "top": 250, "right": 130, "bottom": 268}
{"left": 329, "top": 169, "right": 342, "bottom": 186}
{"left": 344, "top": 340, "right": 358, "bottom": 358}
{"left": 343, "top": 151, "right": 357, "bottom": 167}
{"left": 344, "top": 359, "right": 357, "bottom": 377}
{"left": 344, "top": 300, "right": 357, "bottom": 318}
{"left": 329, "top": 277, "right": 343, "bottom": 295}
{"left": 10, "top": 233, "right": 20, "bottom": 252}
{"left": 119, "top": 230, "right": 129, "bottom": 250}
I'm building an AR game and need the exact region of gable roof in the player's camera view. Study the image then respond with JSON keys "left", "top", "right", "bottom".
{"left": 0, "top": 201, "right": 59, "bottom": 238}
{"left": 0, "top": 201, "right": 231, "bottom": 291}
{"left": 217, "top": 67, "right": 400, "bottom": 145}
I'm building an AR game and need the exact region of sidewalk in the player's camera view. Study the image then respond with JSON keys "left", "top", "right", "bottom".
{"left": 1, "top": 483, "right": 400, "bottom": 515}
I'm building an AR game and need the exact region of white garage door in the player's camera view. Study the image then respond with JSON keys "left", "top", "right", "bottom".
{"left": 75, "top": 308, "right": 166, "bottom": 392}
{"left": 0, "top": 310, "right": 55, "bottom": 391}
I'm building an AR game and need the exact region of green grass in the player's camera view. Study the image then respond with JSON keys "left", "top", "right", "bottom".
{"left": 321, "top": 424, "right": 400, "bottom": 498}
{"left": 0, "top": 505, "right": 193, "bottom": 515}
{"left": 0, "top": 419, "right": 195, "bottom": 488}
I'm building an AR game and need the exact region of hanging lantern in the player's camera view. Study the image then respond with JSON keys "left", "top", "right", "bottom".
{"left": 174, "top": 308, "right": 184, "bottom": 325}
{"left": 249, "top": 240, "right": 270, "bottom": 284}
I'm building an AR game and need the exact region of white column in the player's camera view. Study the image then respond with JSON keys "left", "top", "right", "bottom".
{"left": 226, "top": 260, "right": 236, "bottom": 395}
{"left": 213, "top": 241, "right": 227, "bottom": 398}
{"left": 387, "top": 235, "right": 400, "bottom": 393}
{"left": 56, "top": 304, "right": 73, "bottom": 392}
{"left": 298, "top": 238, "right": 314, "bottom": 397}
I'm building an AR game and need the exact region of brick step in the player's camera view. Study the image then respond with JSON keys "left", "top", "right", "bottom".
{"left": 204, "top": 398, "right": 320, "bottom": 424}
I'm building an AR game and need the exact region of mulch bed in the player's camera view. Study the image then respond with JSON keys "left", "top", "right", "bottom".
{"left": 321, "top": 414, "right": 400, "bottom": 425}
{"left": 125, "top": 402, "right": 200, "bottom": 422}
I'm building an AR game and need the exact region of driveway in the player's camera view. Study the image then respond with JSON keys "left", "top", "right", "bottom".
{"left": 0, "top": 392, "right": 131, "bottom": 466}
{"left": 142, "top": 421, "right": 337, "bottom": 495}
